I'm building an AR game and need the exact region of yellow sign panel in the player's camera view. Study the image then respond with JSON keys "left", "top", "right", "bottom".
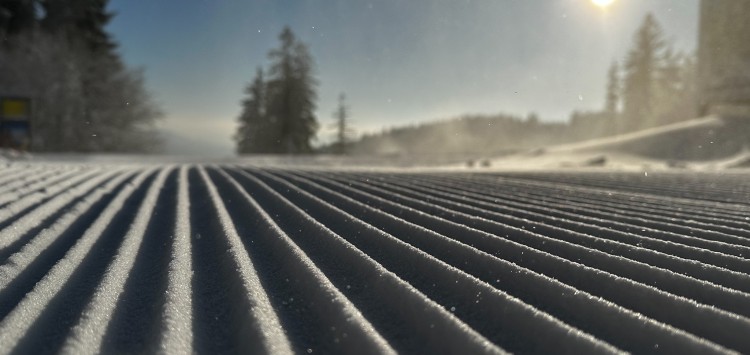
{"left": 1, "top": 98, "right": 31, "bottom": 120}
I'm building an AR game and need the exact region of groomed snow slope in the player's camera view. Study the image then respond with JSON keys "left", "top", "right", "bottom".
{"left": 1, "top": 163, "right": 750, "bottom": 353}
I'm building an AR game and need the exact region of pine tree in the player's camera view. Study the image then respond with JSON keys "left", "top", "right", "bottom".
{"left": 265, "top": 27, "right": 318, "bottom": 154}
{"left": 41, "top": 0, "right": 159, "bottom": 152}
{"left": 235, "top": 68, "right": 278, "bottom": 154}
{"left": 622, "top": 14, "right": 665, "bottom": 131}
{"left": 40, "top": 0, "right": 116, "bottom": 54}
{"left": 653, "top": 50, "right": 698, "bottom": 124}
{"left": 332, "top": 93, "right": 354, "bottom": 155}
{"left": 603, "top": 61, "right": 621, "bottom": 133}
{"left": 0, "top": 0, "right": 162, "bottom": 152}
{"left": 605, "top": 61, "right": 620, "bottom": 115}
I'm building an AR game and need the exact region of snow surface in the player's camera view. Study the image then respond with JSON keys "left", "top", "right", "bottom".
{"left": 0, "top": 160, "right": 750, "bottom": 353}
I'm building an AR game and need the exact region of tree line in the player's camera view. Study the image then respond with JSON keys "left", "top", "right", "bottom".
{"left": 235, "top": 27, "right": 314, "bottom": 155}
{"left": 0, "top": 0, "right": 161, "bottom": 152}
{"left": 1, "top": 4, "right": 695, "bottom": 156}
{"left": 569, "top": 13, "right": 697, "bottom": 140}
{"left": 234, "top": 27, "right": 356, "bottom": 156}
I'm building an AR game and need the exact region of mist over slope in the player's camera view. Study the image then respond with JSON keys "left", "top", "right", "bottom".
{"left": 327, "top": 113, "right": 750, "bottom": 164}
{"left": 158, "top": 130, "right": 233, "bottom": 157}
{"left": 554, "top": 115, "right": 750, "bottom": 161}
{"left": 328, "top": 114, "right": 575, "bottom": 156}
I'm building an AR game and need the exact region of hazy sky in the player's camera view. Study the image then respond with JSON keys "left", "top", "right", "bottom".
{"left": 107, "top": 0, "right": 699, "bottom": 154}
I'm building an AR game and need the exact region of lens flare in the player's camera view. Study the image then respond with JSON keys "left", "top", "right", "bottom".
{"left": 591, "top": 0, "right": 616, "bottom": 8}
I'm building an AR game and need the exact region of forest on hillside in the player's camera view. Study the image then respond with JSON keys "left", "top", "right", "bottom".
{"left": 0, "top": 0, "right": 161, "bottom": 153}
{"left": 325, "top": 14, "right": 699, "bottom": 157}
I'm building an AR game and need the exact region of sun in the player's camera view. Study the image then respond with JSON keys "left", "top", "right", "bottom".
{"left": 591, "top": 0, "right": 616, "bottom": 8}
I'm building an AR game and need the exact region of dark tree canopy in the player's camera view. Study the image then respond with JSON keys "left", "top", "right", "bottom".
{"left": 0, "top": 0, "right": 162, "bottom": 152}
{"left": 40, "top": 0, "right": 116, "bottom": 53}
{"left": 0, "top": 0, "right": 36, "bottom": 38}
{"left": 235, "top": 68, "right": 277, "bottom": 154}
{"left": 235, "top": 26, "right": 319, "bottom": 155}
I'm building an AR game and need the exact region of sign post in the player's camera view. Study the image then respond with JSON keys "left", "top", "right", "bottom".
{"left": 0, "top": 97, "right": 32, "bottom": 151}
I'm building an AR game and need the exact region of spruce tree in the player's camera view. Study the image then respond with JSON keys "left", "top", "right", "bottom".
{"left": 0, "top": 0, "right": 162, "bottom": 152}
{"left": 332, "top": 93, "right": 354, "bottom": 155}
{"left": 605, "top": 61, "right": 620, "bottom": 115}
{"left": 40, "top": 0, "right": 116, "bottom": 54}
{"left": 40, "top": 0, "right": 159, "bottom": 152}
{"left": 604, "top": 61, "right": 621, "bottom": 133}
{"left": 265, "top": 27, "right": 318, "bottom": 154}
{"left": 622, "top": 14, "right": 665, "bottom": 131}
{"left": 235, "top": 68, "right": 278, "bottom": 154}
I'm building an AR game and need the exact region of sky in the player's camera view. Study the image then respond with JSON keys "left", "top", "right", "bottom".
{"left": 106, "top": 0, "right": 699, "bottom": 155}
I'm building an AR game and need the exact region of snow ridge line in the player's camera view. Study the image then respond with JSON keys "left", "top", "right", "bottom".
{"left": 0, "top": 169, "right": 123, "bottom": 251}
{"left": 2, "top": 164, "right": 750, "bottom": 353}
{"left": 211, "top": 167, "right": 398, "bottom": 355}
{"left": 360, "top": 172, "right": 750, "bottom": 292}
{"left": 259, "top": 168, "right": 726, "bottom": 354}
{"left": 320, "top": 172, "right": 750, "bottom": 315}
{"left": 413, "top": 173, "right": 750, "bottom": 238}
{"left": 423, "top": 175, "right": 750, "bottom": 251}
{"left": 158, "top": 165, "right": 193, "bottom": 355}
{"left": 0, "top": 168, "right": 82, "bottom": 206}
{"left": 0, "top": 169, "right": 155, "bottom": 353}
{"left": 231, "top": 167, "right": 563, "bottom": 354}
{"left": 61, "top": 167, "right": 173, "bottom": 354}
{"left": 498, "top": 172, "right": 750, "bottom": 205}
{"left": 0, "top": 168, "right": 103, "bottom": 225}
{"left": 0, "top": 170, "right": 137, "bottom": 289}
{"left": 0, "top": 166, "right": 49, "bottom": 192}
{"left": 194, "top": 166, "right": 293, "bottom": 354}
{"left": 481, "top": 176, "right": 750, "bottom": 236}
{"left": 380, "top": 173, "right": 750, "bottom": 274}
{"left": 277, "top": 170, "right": 749, "bottom": 353}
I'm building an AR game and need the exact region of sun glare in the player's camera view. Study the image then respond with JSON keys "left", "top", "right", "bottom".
{"left": 591, "top": 0, "right": 616, "bottom": 8}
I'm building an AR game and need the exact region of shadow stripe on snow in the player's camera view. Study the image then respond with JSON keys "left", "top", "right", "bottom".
{"left": 0, "top": 168, "right": 105, "bottom": 232}
{"left": 0, "top": 169, "right": 158, "bottom": 354}
{"left": 206, "top": 167, "right": 397, "bottom": 355}
{"left": 354, "top": 173, "right": 750, "bottom": 293}
{"left": 378, "top": 173, "right": 750, "bottom": 274}
{"left": 1, "top": 164, "right": 749, "bottom": 354}
{"left": 253, "top": 168, "right": 728, "bottom": 354}
{"left": 281, "top": 170, "right": 749, "bottom": 353}
{"left": 227, "top": 167, "right": 519, "bottom": 354}
{"left": 463, "top": 173, "right": 747, "bottom": 218}
{"left": 186, "top": 166, "right": 292, "bottom": 354}
{"left": 416, "top": 174, "right": 750, "bottom": 252}
{"left": 0, "top": 171, "right": 138, "bottom": 319}
{"left": 320, "top": 172, "right": 750, "bottom": 317}
{"left": 479, "top": 176, "right": 750, "bottom": 239}
{"left": 495, "top": 172, "right": 750, "bottom": 205}
{"left": 0, "top": 169, "right": 124, "bottom": 257}
{"left": 419, "top": 174, "right": 750, "bottom": 242}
